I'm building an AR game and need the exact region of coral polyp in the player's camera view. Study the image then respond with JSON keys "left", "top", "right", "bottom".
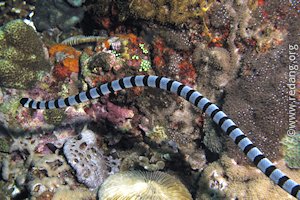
{"left": 98, "top": 171, "right": 192, "bottom": 200}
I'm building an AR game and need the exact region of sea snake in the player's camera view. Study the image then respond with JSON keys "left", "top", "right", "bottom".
{"left": 20, "top": 75, "right": 300, "bottom": 199}
{"left": 61, "top": 35, "right": 106, "bottom": 46}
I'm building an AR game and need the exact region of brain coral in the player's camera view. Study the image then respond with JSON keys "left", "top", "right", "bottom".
{"left": 0, "top": 20, "right": 50, "bottom": 89}
{"left": 98, "top": 170, "right": 192, "bottom": 200}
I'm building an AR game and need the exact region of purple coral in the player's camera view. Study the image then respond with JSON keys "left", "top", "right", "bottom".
{"left": 86, "top": 100, "right": 134, "bottom": 128}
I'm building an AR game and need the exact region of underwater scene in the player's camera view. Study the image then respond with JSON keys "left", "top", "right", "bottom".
{"left": 0, "top": 0, "right": 299, "bottom": 199}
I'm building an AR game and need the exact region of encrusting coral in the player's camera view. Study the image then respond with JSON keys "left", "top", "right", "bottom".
{"left": 222, "top": 45, "right": 292, "bottom": 164}
{"left": 52, "top": 188, "right": 95, "bottom": 200}
{"left": 98, "top": 170, "right": 192, "bottom": 200}
{"left": 49, "top": 44, "right": 81, "bottom": 80}
{"left": 0, "top": 20, "right": 50, "bottom": 89}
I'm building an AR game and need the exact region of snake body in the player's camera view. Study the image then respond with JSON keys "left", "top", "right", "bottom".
{"left": 20, "top": 75, "right": 300, "bottom": 199}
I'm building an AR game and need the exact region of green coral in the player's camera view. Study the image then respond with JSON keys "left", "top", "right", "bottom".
{"left": 44, "top": 109, "right": 66, "bottom": 126}
{"left": 0, "top": 96, "right": 23, "bottom": 126}
{"left": 0, "top": 20, "right": 50, "bottom": 89}
{"left": 139, "top": 43, "right": 148, "bottom": 54}
{"left": 281, "top": 134, "right": 300, "bottom": 169}
{"left": 139, "top": 59, "right": 151, "bottom": 72}
{"left": 0, "top": 137, "right": 10, "bottom": 153}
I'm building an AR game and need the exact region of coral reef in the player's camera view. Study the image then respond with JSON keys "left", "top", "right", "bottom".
{"left": 85, "top": 100, "right": 135, "bottom": 131}
{"left": 129, "top": 0, "right": 215, "bottom": 26}
{"left": 28, "top": 152, "right": 72, "bottom": 197}
{"left": 80, "top": 34, "right": 152, "bottom": 88}
{"left": 153, "top": 26, "right": 193, "bottom": 51}
{"left": 193, "top": 45, "right": 239, "bottom": 90}
{"left": 145, "top": 32, "right": 196, "bottom": 86}
{"left": 33, "top": 0, "right": 84, "bottom": 31}
{"left": 222, "top": 45, "right": 292, "bottom": 164}
{"left": 98, "top": 170, "right": 192, "bottom": 200}
{"left": 196, "top": 155, "right": 300, "bottom": 200}
{"left": 0, "top": 127, "right": 102, "bottom": 199}
{"left": 136, "top": 87, "right": 205, "bottom": 171}
{"left": 0, "top": 20, "right": 50, "bottom": 89}
{"left": 1, "top": 0, "right": 299, "bottom": 199}
{"left": 63, "top": 128, "right": 108, "bottom": 189}
{"left": 120, "top": 151, "right": 165, "bottom": 172}
{"left": 145, "top": 125, "right": 168, "bottom": 144}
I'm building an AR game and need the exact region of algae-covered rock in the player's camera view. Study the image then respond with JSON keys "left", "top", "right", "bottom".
{"left": 281, "top": 134, "right": 300, "bottom": 169}
{"left": 0, "top": 20, "right": 50, "bottom": 89}
{"left": 0, "top": 137, "right": 10, "bottom": 153}
{"left": 44, "top": 109, "right": 66, "bottom": 126}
